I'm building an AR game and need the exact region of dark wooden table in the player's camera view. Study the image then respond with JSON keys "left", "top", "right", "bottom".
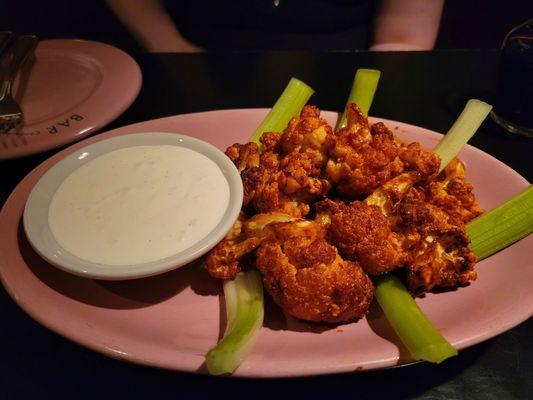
{"left": 1, "top": 50, "right": 531, "bottom": 399}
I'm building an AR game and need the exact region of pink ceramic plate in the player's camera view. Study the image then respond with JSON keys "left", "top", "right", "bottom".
{"left": 0, "top": 39, "right": 141, "bottom": 160}
{"left": 0, "top": 109, "right": 531, "bottom": 378}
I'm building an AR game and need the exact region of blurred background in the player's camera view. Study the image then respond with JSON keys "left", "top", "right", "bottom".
{"left": 3, "top": 0, "right": 533, "bottom": 54}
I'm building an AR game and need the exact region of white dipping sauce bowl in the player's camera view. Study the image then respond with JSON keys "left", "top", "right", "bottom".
{"left": 23, "top": 132, "right": 243, "bottom": 280}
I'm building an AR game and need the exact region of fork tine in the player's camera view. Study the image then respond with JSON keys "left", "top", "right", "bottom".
{"left": 0, "top": 35, "right": 38, "bottom": 133}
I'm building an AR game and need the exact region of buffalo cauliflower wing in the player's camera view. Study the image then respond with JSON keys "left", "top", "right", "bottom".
{"left": 396, "top": 186, "right": 478, "bottom": 293}
{"left": 255, "top": 219, "right": 374, "bottom": 323}
{"left": 205, "top": 212, "right": 297, "bottom": 280}
{"left": 208, "top": 102, "right": 483, "bottom": 322}
{"left": 326, "top": 103, "right": 440, "bottom": 199}
{"left": 427, "top": 158, "right": 483, "bottom": 223}
{"left": 226, "top": 106, "right": 333, "bottom": 217}
{"left": 326, "top": 104, "right": 404, "bottom": 198}
{"left": 315, "top": 199, "right": 407, "bottom": 275}
{"left": 279, "top": 105, "right": 332, "bottom": 167}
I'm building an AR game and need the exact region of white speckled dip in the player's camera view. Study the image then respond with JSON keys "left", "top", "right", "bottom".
{"left": 23, "top": 132, "right": 243, "bottom": 280}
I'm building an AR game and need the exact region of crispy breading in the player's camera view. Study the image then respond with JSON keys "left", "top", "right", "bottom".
{"left": 229, "top": 107, "right": 334, "bottom": 217}
{"left": 236, "top": 151, "right": 311, "bottom": 217}
{"left": 279, "top": 105, "right": 332, "bottom": 167}
{"left": 326, "top": 104, "right": 404, "bottom": 198}
{"left": 396, "top": 187, "right": 478, "bottom": 292}
{"left": 211, "top": 103, "right": 484, "bottom": 318}
{"left": 326, "top": 104, "right": 440, "bottom": 199}
{"left": 427, "top": 158, "right": 483, "bottom": 223}
{"left": 205, "top": 212, "right": 261, "bottom": 280}
{"left": 205, "top": 212, "right": 297, "bottom": 280}
{"left": 260, "top": 131, "right": 282, "bottom": 153}
{"left": 278, "top": 152, "right": 331, "bottom": 203}
{"left": 316, "top": 199, "right": 407, "bottom": 275}
{"left": 399, "top": 142, "right": 440, "bottom": 180}
{"left": 249, "top": 169, "right": 311, "bottom": 217}
{"left": 255, "top": 219, "right": 374, "bottom": 323}
{"left": 396, "top": 159, "right": 482, "bottom": 292}
{"left": 225, "top": 142, "right": 260, "bottom": 172}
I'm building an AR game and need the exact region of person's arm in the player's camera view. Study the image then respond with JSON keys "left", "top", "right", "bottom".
{"left": 106, "top": 0, "right": 202, "bottom": 52}
{"left": 370, "top": 0, "right": 444, "bottom": 51}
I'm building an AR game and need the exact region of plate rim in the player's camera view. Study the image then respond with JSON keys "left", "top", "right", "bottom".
{"left": 0, "top": 39, "right": 142, "bottom": 160}
{"left": 0, "top": 108, "right": 531, "bottom": 378}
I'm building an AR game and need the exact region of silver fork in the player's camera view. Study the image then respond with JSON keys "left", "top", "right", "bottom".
{"left": 0, "top": 35, "right": 38, "bottom": 133}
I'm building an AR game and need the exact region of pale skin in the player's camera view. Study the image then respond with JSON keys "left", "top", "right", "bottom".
{"left": 106, "top": 0, "right": 202, "bottom": 52}
{"left": 106, "top": 0, "right": 445, "bottom": 52}
{"left": 370, "top": 0, "right": 445, "bottom": 50}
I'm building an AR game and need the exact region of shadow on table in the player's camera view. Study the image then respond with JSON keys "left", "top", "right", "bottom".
{"left": 18, "top": 221, "right": 218, "bottom": 309}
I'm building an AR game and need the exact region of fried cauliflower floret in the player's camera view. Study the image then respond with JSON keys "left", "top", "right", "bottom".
{"left": 205, "top": 213, "right": 261, "bottom": 280}
{"left": 316, "top": 199, "right": 407, "bottom": 275}
{"left": 225, "top": 106, "right": 336, "bottom": 217}
{"left": 243, "top": 167, "right": 311, "bottom": 217}
{"left": 278, "top": 152, "right": 331, "bottom": 203}
{"left": 407, "top": 234, "right": 477, "bottom": 293}
{"left": 365, "top": 171, "right": 422, "bottom": 220}
{"left": 232, "top": 148, "right": 309, "bottom": 217}
{"left": 255, "top": 219, "right": 374, "bottom": 323}
{"left": 399, "top": 142, "right": 440, "bottom": 180}
{"left": 427, "top": 158, "right": 483, "bottom": 223}
{"left": 326, "top": 103, "right": 441, "bottom": 199}
{"left": 396, "top": 187, "right": 478, "bottom": 293}
{"left": 225, "top": 142, "right": 260, "bottom": 172}
{"left": 205, "top": 212, "right": 297, "bottom": 280}
{"left": 260, "top": 131, "right": 283, "bottom": 153}
{"left": 239, "top": 151, "right": 330, "bottom": 218}
{"left": 326, "top": 104, "right": 404, "bottom": 198}
{"left": 221, "top": 103, "right": 481, "bottom": 302}
{"left": 279, "top": 105, "right": 332, "bottom": 167}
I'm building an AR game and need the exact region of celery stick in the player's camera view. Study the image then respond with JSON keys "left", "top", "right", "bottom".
{"left": 374, "top": 275, "right": 458, "bottom": 363}
{"left": 434, "top": 99, "right": 492, "bottom": 172}
{"left": 207, "top": 78, "right": 313, "bottom": 375}
{"left": 372, "top": 101, "right": 526, "bottom": 365}
{"left": 336, "top": 68, "right": 381, "bottom": 130}
{"left": 467, "top": 185, "right": 533, "bottom": 260}
{"left": 374, "top": 186, "right": 533, "bottom": 364}
{"left": 249, "top": 78, "right": 314, "bottom": 147}
{"left": 206, "top": 270, "right": 264, "bottom": 375}
{"left": 357, "top": 72, "right": 458, "bottom": 364}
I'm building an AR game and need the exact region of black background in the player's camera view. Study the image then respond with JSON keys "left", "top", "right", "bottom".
{"left": 1, "top": 1, "right": 532, "bottom": 397}
{"left": 0, "top": 50, "right": 531, "bottom": 399}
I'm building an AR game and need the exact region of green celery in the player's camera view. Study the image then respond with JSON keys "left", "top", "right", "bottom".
{"left": 206, "top": 270, "right": 264, "bottom": 375}
{"left": 249, "top": 78, "right": 314, "bottom": 148}
{"left": 336, "top": 68, "right": 456, "bottom": 363}
{"left": 336, "top": 68, "right": 381, "bottom": 130}
{"left": 334, "top": 67, "right": 454, "bottom": 363}
{"left": 372, "top": 98, "right": 519, "bottom": 365}
{"left": 374, "top": 164, "right": 532, "bottom": 367}
{"left": 434, "top": 99, "right": 492, "bottom": 173}
{"left": 467, "top": 185, "right": 533, "bottom": 260}
{"left": 207, "top": 77, "right": 313, "bottom": 375}
{"left": 374, "top": 275, "right": 458, "bottom": 363}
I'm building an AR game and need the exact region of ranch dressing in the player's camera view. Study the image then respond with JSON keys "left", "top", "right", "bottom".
{"left": 48, "top": 145, "right": 229, "bottom": 265}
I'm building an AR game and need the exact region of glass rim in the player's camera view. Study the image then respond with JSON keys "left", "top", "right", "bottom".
{"left": 502, "top": 17, "right": 533, "bottom": 49}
